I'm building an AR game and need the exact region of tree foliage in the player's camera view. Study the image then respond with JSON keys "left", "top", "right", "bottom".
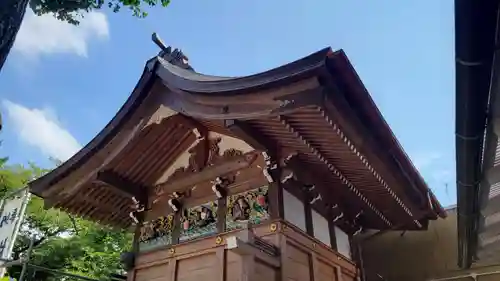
{"left": 0, "top": 159, "right": 133, "bottom": 281}
{"left": 29, "top": 0, "right": 171, "bottom": 25}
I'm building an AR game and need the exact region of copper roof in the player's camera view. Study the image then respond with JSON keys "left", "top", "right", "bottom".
{"left": 29, "top": 48, "right": 445, "bottom": 229}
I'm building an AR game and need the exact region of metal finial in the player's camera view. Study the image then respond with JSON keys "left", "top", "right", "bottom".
{"left": 152, "top": 32, "right": 193, "bottom": 71}
{"left": 152, "top": 32, "right": 168, "bottom": 52}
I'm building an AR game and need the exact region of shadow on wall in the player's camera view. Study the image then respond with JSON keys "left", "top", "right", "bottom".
{"left": 358, "top": 208, "right": 500, "bottom": 281}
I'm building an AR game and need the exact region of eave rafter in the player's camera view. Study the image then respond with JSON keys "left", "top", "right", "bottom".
{"left": 95, "top": 170, "right": 149, "bottom": 203}
{"left": 277, "top": 115, "right": 392, "bottom": 227}
{"left": 283, "top": 154, "right": 356, "bottom": 227}
{"left": 224, "top": 119, "right": 271, "bottom": 153}
{"left": 317, "top": 108, "right": 422, "bottom": 228}
{"left": 223, "top": 117, "right": 360, "bottom": 228}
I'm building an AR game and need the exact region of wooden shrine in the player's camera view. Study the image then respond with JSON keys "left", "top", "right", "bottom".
{"left": 28, "top": 37, "right": 445, "bottom": 281}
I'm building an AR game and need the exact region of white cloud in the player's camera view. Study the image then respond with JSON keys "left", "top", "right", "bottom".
{"left": 2, "top": 100, "right": 82, "bottom": 161}
{"left": 13, "top": 9, "right": 109, "bottom": 58}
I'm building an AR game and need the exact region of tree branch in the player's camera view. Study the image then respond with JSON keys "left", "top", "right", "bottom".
{"left": 13, "top": 229, "right": 65, "bottom": 256}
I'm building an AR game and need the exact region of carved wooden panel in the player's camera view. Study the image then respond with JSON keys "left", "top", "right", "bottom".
{"left": 226, "top": 186, "right": 270, "bottom": 231}
{"left": 155, "top": 136, "right": 245, "bottom": 196}
{"left": 180, "top": 201, "right": 218, "bottom": 242}
{"left": 139, "top": 215, "right": 174, "bottom": 252}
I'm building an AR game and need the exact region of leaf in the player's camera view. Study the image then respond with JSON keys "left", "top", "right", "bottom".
{"left": 0, "top": 157, "right": 132, "bottom": 281}
{"left": 28, "top": 0, "right": 172, "bottom": 25}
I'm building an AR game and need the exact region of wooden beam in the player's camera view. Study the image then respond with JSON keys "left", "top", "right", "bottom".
{"left": 224, "top": 119, "right": 271, "bottom": 152}
{"left": 96, "top": 170, "right": 148, "bottom": 203}
{"left": 270, "top": 87, "right": 325, "bottom": 115}
{"left": 152, "top": 152, "right": 258, "bottom": 205}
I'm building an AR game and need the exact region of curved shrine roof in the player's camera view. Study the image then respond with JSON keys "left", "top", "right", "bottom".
{"left": 28, "top": 48, "right": 445, "bottom": 229}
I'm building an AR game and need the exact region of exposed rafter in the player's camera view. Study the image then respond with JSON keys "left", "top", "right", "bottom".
{"left": 96, "top": 170, "right": 148, "bottom": 203}
{"left": 283, "top": 154, "right": 354, "bottom": 227}
{"left": 318, "top": 109, "right": 422, "bottom": 228}
{"left": 277, "top": 115, "right": 392, "bottom": 226}
{"left": 224, "top": 119, "right": 270, "bottom": 152}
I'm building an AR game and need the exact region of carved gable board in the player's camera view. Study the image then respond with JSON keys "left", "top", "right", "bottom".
{"left": 153, "top": 132, "right": 255, "bottom": 198}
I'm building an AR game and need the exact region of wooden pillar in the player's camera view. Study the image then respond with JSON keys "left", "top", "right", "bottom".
{"left": 329, "top": 219, "right": 338, "bottom": 251}
{"left": 217, "top": 196, "right": 227, "bottom": 233}
{"left": 171, "top": 211, "right": 181, "bottom": 244}
{"left": 268, "top": 167, "right": 284, "bottom": 220}
{"left": 350, "top": 237, "right": 365, "bottom": 281}
{"left": 166, "top": 258, "right": 178, "bottom": 281}
{"left": 127, "top": 210, "right": 145, "bottom": 281}
{"left": 215, "top": 248, "right": 226, "bottom": 281}
{"left": 304, "top": 189, "right": 314, "bottom": 236}
{"left": 309, "top": 252, "right": 319, "bottom": 281}
{"left": 132, "top": 212, "right": 144, "bottom": 254}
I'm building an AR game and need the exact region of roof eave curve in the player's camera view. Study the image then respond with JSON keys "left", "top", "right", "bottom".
{"left": 325, "top": 50, "right": 446, "bottom": 218}
{"left": 151, "top": 48, "right": 332, "bottom": 95}
{"left": 29, "top": 58, "right": 161, "bottom": 196}
{"left": 29, "top": 49, "right": 333, "bottom": 197}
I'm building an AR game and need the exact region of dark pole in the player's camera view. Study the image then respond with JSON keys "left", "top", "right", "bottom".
{"left": 0, "top": 0, "right": 30, "bottom": 73}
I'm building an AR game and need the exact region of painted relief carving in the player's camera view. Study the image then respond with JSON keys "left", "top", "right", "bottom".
{"left": 226, "top": 186, "right": 270, "bottom": 231}
{"left": 179, "top": 201, "right": 218, "bottom": 242}
{"left": 139, "top": 215, "right": 174, "bottom": 252}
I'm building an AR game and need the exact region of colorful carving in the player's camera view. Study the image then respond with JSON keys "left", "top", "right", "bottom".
{"left": 226, "top": 186, "right": 270, "bottom": 230}
{"left": 179, "top": 201, "right": 218, "bottom": 242}
{"left": 139, "top": 215, "right": 174, "bottom": 252}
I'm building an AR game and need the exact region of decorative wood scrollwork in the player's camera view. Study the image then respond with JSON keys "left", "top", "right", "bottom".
{"left": 155, "top": 136, "right": 245, "bottom": 197}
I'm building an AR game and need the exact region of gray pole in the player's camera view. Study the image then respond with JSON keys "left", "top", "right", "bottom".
{"left": 18, "top": 237, "right": 34, "bottom": 281}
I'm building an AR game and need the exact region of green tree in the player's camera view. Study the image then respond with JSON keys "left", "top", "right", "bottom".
{"left": 0, "top": 0, "right": 171, "bottom": 73}
{"left": 0, "top": 159, "right": 133, "bottom": 281}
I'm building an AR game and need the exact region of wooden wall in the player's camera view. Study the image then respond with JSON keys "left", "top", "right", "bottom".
{"left": 135, "top": 145, "right": 359, "bottom": 281}
{"left": 131, "top": 221, "right": 357, "bottom": 281}
{"left": 360, "top": 208, "right": 500, "bottom": 281}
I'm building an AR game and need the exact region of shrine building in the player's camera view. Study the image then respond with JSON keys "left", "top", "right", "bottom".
{"left": 28, "top": 37, "right": 445, "bottom": 281}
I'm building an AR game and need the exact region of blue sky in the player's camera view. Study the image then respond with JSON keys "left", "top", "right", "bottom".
{"left": 0, "top": 0, "right": 456, "bottom": 206}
